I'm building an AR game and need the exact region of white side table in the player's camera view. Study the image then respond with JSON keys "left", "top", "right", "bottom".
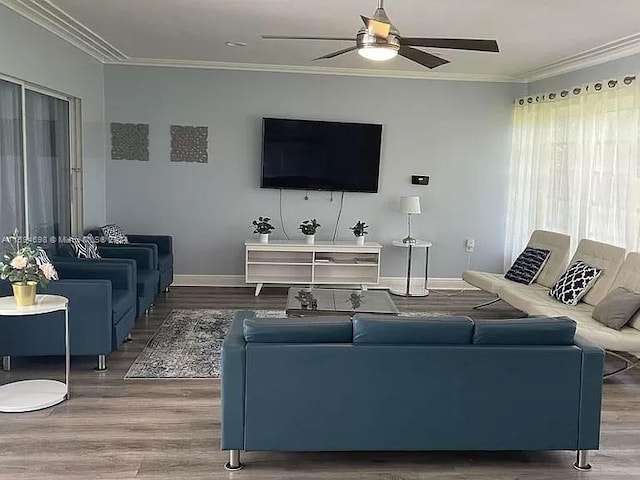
{"left": 0, "top": 295, "right": 69, "bottom": 413}
{"left": 390, "top": 240, "right": 433, "bottom": 297}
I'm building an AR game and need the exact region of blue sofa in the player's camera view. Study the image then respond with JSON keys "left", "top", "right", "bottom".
{"left": 221, "top": 313, "right": 604, "bottom": 471}
{"left": 0, "top": 258, "right": 137, "bottom": 370}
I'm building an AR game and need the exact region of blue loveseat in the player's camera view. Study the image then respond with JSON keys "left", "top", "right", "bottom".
{"left": 221, "top": 313, "right": 604, "bottom": 471}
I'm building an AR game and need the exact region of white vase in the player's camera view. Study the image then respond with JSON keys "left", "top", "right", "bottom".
{"left": 259, "top": 233, "right": 269, "bottom": 243}
{"left": 355, "top": 235, "right": 365, "bottom": 246}
{"left": 305, "top": 234, "right": 315, "bottom": 245}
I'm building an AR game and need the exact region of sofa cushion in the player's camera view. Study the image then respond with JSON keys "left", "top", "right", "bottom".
{"left": 592, "top": 287, "right": 640, "bottom": 331}
{"left": 243, "top": 317, "right": 352, "bottom": 343}
{"left": 462, "top": 270, "right": 509, "bottom": 295}
{"left": 69, "top": 236, "right": 101, "bottom": 259}
{"left": 569, "top": 239, "right": 626, "bottom": 306}
{"left": 549, "top": 261, "right": 602, "bottom": 306}
{"left": 352, "top": 316, "right": 473, "bottom": 344}
{"left": 527, "top": 230, "right": 571, "bottom": 288}
{"left": 473, "top": 317, "right": 576, "bottom": 345}
{"left": 101, "top": 224, "right": 129, "bottom": 244}
{"left": 505, "top": 247, "right": 550, "bottom": 285}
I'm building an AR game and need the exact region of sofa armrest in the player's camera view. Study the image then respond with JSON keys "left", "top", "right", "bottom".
{"left": 53, "top": 258, "right": 136, "bottom": 292}
{"left": 98, "top": 246, "right": 155, "bottom": 270}
{"left": 574, "top": 334, "right": 605, "bottom": 450}
{"left": 42, "top": 279, "right": 113, "bottom": 354}
{"left": 221, "top": 310, "right": 255, "bottom": 450}
{"left": 127, "top": 235, "right": 173, "bottom": 257}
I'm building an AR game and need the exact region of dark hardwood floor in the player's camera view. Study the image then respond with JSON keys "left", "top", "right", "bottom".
{"left": 1, "top": 286, "right": 639, "bottom": 479}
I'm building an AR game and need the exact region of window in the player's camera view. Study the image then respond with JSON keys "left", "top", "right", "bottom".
{"left": 0, "top": 77, "right": 80, "bottom": 241}
{"left": 505, "top": 80, "right": 640, "bottom": 267}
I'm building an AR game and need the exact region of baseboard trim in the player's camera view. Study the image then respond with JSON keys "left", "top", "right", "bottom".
{"left": 173, "top": 274, "right": 476, "bottom": 290}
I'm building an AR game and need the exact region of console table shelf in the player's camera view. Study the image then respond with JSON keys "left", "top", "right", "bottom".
{"left": 245, "top": 240, "right": 382, "bottom": 296}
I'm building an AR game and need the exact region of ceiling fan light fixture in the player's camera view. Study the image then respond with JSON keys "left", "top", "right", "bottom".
{"left": 357, "top": 45, "right": 398, "bottom": 61}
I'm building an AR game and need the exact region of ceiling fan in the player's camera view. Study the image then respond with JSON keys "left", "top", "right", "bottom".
{"left": 262, "top": 0, "right": 499, "bottom": 69}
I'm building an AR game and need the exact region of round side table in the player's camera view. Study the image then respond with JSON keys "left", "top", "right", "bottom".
{"left": 0, "top": 294, "right": 69, "bottom": 413}
{"left": 390, "top": 240, "right": 432, "bottom": 297}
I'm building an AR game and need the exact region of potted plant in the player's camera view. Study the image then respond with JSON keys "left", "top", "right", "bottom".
{"left": 0, "top": 230, "right": 57, "bottom": 307}
{"left": 252, "top": 216, "right": 275, "bottom": 243}
{"left": 299, "top": 219, "right": 321, "bottom": 244}
{"left": 350, "top": 221, "right": 369, "bottom": 246}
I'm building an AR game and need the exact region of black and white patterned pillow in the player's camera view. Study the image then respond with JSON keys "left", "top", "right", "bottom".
{"left": 101, "top": 224, "right": 129, "bottom": 244}
{"left": 505, "top": 247, "right": 551, "bottom": 285}
{"left": 549, "top": 261, "right": 602, "bottom": 306}
{"left": 69, "top": 236, "right": 101, "bottom": 259}
{"left": 35, "top": 246, "right": 58, "bottom": 280}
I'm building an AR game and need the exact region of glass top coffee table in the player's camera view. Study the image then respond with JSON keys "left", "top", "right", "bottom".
{"left": 286, "top": 288, "right": 399, "bottom": 316}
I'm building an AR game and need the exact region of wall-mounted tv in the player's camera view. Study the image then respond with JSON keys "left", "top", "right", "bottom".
{"left": 261, "top": 117, "right": 382, "bottom": 193}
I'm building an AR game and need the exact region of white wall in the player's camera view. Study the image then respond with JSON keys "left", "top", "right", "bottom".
{"left": 0, "top": 4, "right": 106, "bottom": 226}
{"left": 104, "top": 65, "right": 524, "bottom": 278}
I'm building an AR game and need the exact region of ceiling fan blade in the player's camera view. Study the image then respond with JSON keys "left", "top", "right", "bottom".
{"left": 398, "top": 46, "right": 450, "bottom": 69}
{"left": 400, "top": 38, "right": 499, "bottom": 52}
{"left": 262, "top": 35, "right": 356, "bottom": 41}
{"left": 314, "top": 46, "right": 359, "bottom": 60}
{"left": 360, "top": 15, "right": 390, "bottom": 38}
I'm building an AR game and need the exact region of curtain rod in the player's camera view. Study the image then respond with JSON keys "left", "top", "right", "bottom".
{"left": 516, "top": 74, "right": 637, "bottom": 106}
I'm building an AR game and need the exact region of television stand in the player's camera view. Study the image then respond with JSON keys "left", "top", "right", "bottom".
{"left": 245, "top": 240, "right": 382, "bottom": 296}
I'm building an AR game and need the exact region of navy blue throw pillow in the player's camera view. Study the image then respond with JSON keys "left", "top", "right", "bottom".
{"left": 505, "top": 247, "right": 551, "bottom": 285}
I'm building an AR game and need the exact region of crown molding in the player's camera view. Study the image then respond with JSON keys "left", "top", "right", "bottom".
{"left": 6, "top": 0, "right": 640, "bottom": 84}
{"left": 0, "top": 0, "right": 127, "bottom": 62}
{"left": 105, "top": 57, "right": 523, "bottom": 83}
{"left": 518, "top": 32, "right": 640, "bottom": 83}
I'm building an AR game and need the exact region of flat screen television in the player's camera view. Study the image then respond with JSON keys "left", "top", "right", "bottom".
{"left": 261, "top": 117, "right": 382, "bottom": 193}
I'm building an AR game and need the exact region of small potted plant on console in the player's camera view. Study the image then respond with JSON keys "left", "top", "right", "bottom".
{"left": 299, "top": 219, "right": 321, "bottom": 244}
{"left": 350, "top": 220, "right": 369, "bottom": 246}
{"left": 252, "top": 216, "right": 275, "bottom": 243}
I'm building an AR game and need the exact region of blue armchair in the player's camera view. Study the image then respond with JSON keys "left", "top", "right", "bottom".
{"left": 87, "top": 228, "right": 174, "bottom": 294}
{"left": 0, "top": 258, "right": 136, "bottom": 371}
{"left": 96, "top": 246, "right": 158, "bottom": 317}
{"left": 128, "top": 234, "right": 173, "bottom": 294}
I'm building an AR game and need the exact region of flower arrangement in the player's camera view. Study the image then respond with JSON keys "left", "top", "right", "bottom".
{"left": 350, "top": 221, "right": 369, "bottom": 237}
{"left": 299, "top": 219, "right": 321, "bottom": 236}
{"left": 252, "top": 216, "right": 275, "bottom": 235}
{"left": 0, "top": 230, "right": 56, "bottom": 287}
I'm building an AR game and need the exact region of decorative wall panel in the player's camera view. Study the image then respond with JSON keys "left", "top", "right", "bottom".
{"left": 170, "top": 125, "right": 208, "bottom": 163}
{"left": 110, "top": 123, "right": 149, "bottom": 161}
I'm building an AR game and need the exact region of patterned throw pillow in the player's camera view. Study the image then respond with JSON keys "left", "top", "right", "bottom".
{"left": 101, "top": 224, "right": 129, "bottom": 244}
{"left": 69, "top": 236, "right": 101, "bottom": 259}
{"left": 35, "top": 247, "right": 59, "bottom": 280}
{"left": 549, "top": 261, "right": 602, "bottom": 306}
{"left": 505, "top": 247, "right": 551, "bottom": 285}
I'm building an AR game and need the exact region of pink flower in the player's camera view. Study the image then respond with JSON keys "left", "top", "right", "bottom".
{"left": 39, "top": 263, "right": 57, "bottom": 281}
{"left": 10, "top": 255, "right": 28, "bottom": 270}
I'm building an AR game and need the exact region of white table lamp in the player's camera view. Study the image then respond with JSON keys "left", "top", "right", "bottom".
{"left": 400, "top": 196, "right": 421, "bottom": 244}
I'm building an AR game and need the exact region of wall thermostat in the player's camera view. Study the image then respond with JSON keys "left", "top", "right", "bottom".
{"left": 411, "top": 175, "right": 429, "bottom": 186}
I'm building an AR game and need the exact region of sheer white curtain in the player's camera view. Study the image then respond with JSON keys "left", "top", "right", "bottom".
{"left": 505, "top": 78, "right": 640, "bottom": 269}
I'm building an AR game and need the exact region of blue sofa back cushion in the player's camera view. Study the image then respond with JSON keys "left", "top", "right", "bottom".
{"left": 352, "top": 315, "right": 474, "bottom": 344}
{"left": 473, "top": 317, "right": 577, "bottom": 345}
{"left": 243, "top": 317, "right": 352, "bottom": 343}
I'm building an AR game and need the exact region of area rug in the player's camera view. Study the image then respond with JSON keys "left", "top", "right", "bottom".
{"left": 124, "top": 309, "right": 448, "bottom": 379}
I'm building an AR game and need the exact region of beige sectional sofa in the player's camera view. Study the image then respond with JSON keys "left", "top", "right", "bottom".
{"left": 463, "top": 232, "right": 640, "bottom": 358}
